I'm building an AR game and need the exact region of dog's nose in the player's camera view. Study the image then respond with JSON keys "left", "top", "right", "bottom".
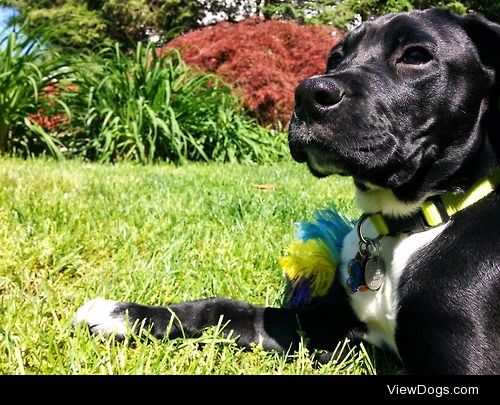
{"left": 294, "top": 77, "right": 344, "bottom": 120}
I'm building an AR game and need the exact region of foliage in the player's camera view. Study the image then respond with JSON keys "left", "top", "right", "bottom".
{"left": 261, "top": 0, "right": 500, "bottom": 28}
{"left": 459, "top": 0, "right": 500, "bottom": 22}
{"left": 7, "top": 0, "right": 163, "bottom": 49}
{"left": 56, "top": 42, "right": 285, "bottom": 164}
{"left": 7, "top": 0, "right": 500, "bottom": 52}
{"left": 0, "top": 19, "right": 284, "bottom": 164}
{"left": 97, "top": 0, "right": 159, "bottom": 45}
{"left": 194, "top": 0, "right": 259, "bottom": 25}
{"left": 7, "top": 1, "right": 110, "bottom": 50}
{"left": 155, "top": 0, "right": 199, "bottom": 36}
{"left": 0, "top": 158, "right": 400, "bottom": 375}
{"left": 165, "top": 18, "right": 342, "bottom": 126}
{"left": 0, "top": 23, "right": 70, "bottom": 156}
{"left": 6, "top": 1, "right": 261, "bottom": 50}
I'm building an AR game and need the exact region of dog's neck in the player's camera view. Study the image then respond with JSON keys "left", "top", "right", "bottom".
{"left": 355, "top": 183, "right": 431, "bottom": 218}
{"left": 356, "top": 134, "right": 500, "bottom": 219}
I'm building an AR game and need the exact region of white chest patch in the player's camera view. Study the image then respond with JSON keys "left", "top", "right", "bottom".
{"left": 339, "top": 220, "right": 448, "bottom": 355}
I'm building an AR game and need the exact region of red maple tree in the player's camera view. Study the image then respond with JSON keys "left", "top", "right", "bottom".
{"left": 164, "top": 18, "right": 343, "bottom": 127}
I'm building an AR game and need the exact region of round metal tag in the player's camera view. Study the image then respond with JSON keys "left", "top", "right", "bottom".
{"left": 364, "top": 257, "right": 386, "bottom": 291}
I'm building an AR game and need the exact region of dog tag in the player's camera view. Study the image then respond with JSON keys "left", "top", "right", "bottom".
{"left": 364, "top": 256, "right": 386, "bottom": 291}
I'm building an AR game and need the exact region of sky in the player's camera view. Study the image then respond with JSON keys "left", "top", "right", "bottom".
{"left": 0, "top": 5, "right": 18, "bottom": 39}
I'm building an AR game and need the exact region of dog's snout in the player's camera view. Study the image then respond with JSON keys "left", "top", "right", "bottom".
{"left": 294, "top": 78, "right": 344, "bottom": 120}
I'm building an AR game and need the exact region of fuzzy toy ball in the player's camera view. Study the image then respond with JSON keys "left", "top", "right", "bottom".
{"left": 280, "top": 209, "right": 353, "bottom": 308}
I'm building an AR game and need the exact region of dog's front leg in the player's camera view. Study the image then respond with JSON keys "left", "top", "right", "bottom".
{"left": 73, "top": 283, "right": 364, "bottom": 354}
{"left": 74, "top": 297, "right": 299, "bottom": 350}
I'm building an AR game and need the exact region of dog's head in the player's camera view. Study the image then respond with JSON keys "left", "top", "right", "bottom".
{"left": 289, "top": 9, "right": 500, "bottom": 215}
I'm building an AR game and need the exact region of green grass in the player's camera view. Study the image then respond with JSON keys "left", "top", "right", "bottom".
{"left": 0, "top": 157, "right": 399, "bottom": 374}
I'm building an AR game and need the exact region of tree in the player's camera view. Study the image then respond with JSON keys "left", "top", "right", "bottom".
{"left": 5, "top": 1, "right": 110, "bottom": 49}
{"left": 261, "top": 1, "right": 500, "bottom": 27}
{"left": 6, "top": 0, "right": 500, "bottom": 52}
{"left": 6, "top": 0, "right": 261, "bottom": 50}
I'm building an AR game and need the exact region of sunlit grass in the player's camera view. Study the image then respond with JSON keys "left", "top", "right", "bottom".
{"left": 0, "top": 157, "right": 399, "bottom": 374}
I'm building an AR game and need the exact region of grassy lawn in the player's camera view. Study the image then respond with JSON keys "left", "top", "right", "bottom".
{"left": 0, "top": 157, "right": 398, "bottom": 374}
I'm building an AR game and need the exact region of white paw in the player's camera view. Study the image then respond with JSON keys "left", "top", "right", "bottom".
{"left": 73, "top": 297, "right": 128, "bottom": 337}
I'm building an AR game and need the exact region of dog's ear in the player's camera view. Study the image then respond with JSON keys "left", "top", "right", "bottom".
{"left": 458, "top": 13, "right": 500, "bottom": 87}
{"left": 458, "top": 13, "right": 500, "bottom": 151}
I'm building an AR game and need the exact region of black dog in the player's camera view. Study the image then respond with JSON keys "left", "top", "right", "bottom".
{"left": 74, "top": 9, "right": 500, "bottom": 374}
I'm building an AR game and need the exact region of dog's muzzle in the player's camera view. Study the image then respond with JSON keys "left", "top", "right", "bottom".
{"left": 289, "top": 77, "right": 345, "bottom": 174}
{"left": 289, "top": 77, "right": 344, "bottom": 164}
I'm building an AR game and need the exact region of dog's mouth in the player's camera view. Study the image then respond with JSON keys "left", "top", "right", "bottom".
{"left": 304, "top": 145, "right": 346, "bottom": 178}
{"left": 288, "top": 116, "right": 403, "bottom": 185}
{"left": 289, "top": 136, "right": 345, "bottom": 178}
{"left": 288, "top": 117, "right": 345, "bottom": 177}
{"left": 288, "top": 117, "right": 360, "bottom": 178}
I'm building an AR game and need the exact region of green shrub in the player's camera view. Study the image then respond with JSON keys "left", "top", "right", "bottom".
{"left": 61, "top": 43, "right": 286, "bottom": 164}
{"left": 18, "top": 2, "right": 110, "bottom": 50}
{"left": 0, "top": 24, "right": 69, "bottom": 157}
{"left": 1, "top": 23, "right": 284, "bottom": 164}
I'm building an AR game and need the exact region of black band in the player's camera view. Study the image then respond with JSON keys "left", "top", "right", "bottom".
{"left": 382, "top": 212, "right": 431, "bottom": 236}
{"left": 428, "top": 196, "right": 450, "bottom": 222}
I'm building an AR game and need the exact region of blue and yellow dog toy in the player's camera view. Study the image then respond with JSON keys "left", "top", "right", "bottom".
{"left": 280, "top": 209, "right": 353, "bottom": 308}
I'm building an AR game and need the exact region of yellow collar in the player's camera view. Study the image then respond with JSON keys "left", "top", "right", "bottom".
{"left": 369, "top": 168, "right": 500, "bottom": 236}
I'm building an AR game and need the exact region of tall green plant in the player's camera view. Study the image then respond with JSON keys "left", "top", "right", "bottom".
{"left": 0, "top": 25, "right": 69, "bottom": 156}
{"left": 63, "top": 43, "right": 285, "bottom": 164}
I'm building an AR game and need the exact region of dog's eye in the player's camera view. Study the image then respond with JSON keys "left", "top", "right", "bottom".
{"left": 400, "top": 47, "right": 432, "bottom": 65}
{"left": 327, "top": 52, "right": 343, "bottom": 71}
